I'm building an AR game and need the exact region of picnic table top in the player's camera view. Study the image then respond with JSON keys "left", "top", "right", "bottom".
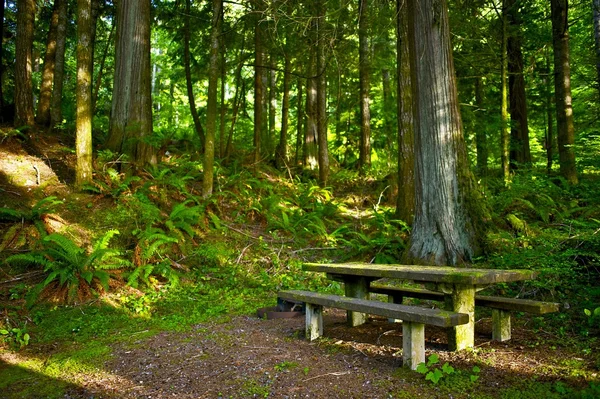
{"left": 303, "top": 262, "right": 538, "bottom": 286}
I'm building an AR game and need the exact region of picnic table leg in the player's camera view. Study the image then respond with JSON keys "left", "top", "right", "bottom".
{"left": 492, "top": 309, "right": 511, "bottom": 341}
{"left": 402, "top": 321, "right": 425, "bottom": 370}
{"left": 444, "top": 284, "right": 475, "bottom": 351}
{"left": 344, "top": 276, "right": 369, "bottom": 327}
{"left": 305, "top": 303, "right": 323, "bottom": 341}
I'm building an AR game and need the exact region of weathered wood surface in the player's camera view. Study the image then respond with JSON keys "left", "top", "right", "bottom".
{"left": 370, "top": 285, "right": 560, "bottom": 314}
{"left": 304, "top": 263, "right": 538, "bottom": 285}
{"left": 278, "top": 290, "right": 469, "bottom": 328}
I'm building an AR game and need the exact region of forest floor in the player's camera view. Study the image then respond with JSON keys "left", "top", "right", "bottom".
{"left": 0, "top": 128, "right": 599, "bottom": 398}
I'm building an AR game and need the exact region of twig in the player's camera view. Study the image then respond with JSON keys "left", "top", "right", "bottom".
{"left": 236, "top": 244, "right": 253, "bottom": 264}
{"left": 32, "top": 165, "right": 40, "bottom": 185}
{"left": 291, "top": 247, "right": 344, "bottom": 254}
{"left": 303, "top": 371, "right": 351, "bottom": 381}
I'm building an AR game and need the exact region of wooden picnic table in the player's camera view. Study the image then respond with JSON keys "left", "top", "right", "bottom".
{"left": 303, "top": 262, "right": 538, "bottom": 351}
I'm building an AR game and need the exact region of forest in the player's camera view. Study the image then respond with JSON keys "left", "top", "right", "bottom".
{"left": 1, "top": 0, "right": 600, "bottom": 397}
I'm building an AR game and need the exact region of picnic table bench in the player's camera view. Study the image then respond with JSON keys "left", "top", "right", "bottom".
{"left": 370, "top": 284, "right": 560, "bottom": 341}
{"left": 278, "top": 289, "right": 469, "bottom": 370}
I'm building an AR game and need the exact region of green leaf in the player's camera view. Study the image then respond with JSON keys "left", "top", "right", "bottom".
{"left": 0, "top": 329, "right": 9, "bottom": 335}
{"left": 585, "top": 309, "right": 592, "bottom": 316}
{"left": 472, "top": 365, "right": 481, "bottom": 374}
{"left": 415, "top": 362, "right": 429, "bottom": 374}
{"left": 426, "top": 353, "right": 440, "bottom": 367}
{"left": 426, "top": 369, "right": 443, "bottom": 384}
{"left": 441, "top": 362, "right": 454, "bottom": 374}
{"left": 470, "top": 375, "right": 480, "bottom": 383}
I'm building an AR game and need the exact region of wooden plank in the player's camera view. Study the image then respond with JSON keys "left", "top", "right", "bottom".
{"left": 370, "top": 285, "right": 560, "bottom": 315}
{"left": 304, "top": 263, "right": 537, "bottom": 285}
{"left": 278, "top": 290, "right": 469, "bottom": 328}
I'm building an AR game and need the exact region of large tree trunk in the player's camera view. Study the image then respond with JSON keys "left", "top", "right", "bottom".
{"left": 76, "top": 0, "right": 93, "bottom": 188}
{"left": 50, "top": 0, "right": 68, "bottom": 128}
{"left": 358, "top": 0, "right": 371, "bottom": 170}
{"left": 395, "top": 0, "right": 414, "bottom": 225}
{"left": 183, "top": 0, "right": 205, "bottom": 153}
{"left": 15, "top": 0, "right": 36, "bottom": 127}
{"left": 316, "top": 0, "right": 329, "bottom": 186}
{"left": 551, "top": 0, "right": 578, "bottom": 184}
{"left": 506, "top": 0, "right": 531, "bottom": 170}
{"left": 203, "top": 0, "right": 222, "bottom": 198}
{"left": 106, "top": 0, "right": 155, "bottom": 166}
{"left": 36, "top": 0, "right": 61, "bottom": 126}
{"left": 253, "top": 0, "right": 268, "bottom": 164}
{"left": 406, "top": 0, "right": 484, "bottom": 267}
{"left": 594, "top": 0, "right": 600, "bottom": 101}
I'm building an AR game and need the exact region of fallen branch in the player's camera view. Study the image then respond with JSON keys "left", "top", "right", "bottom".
{"left": 303, "top": 371, "right": 351, "bottom": 381}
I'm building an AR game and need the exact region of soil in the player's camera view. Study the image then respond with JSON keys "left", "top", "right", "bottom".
{"left": 1, "top": 129, "right": 598, "bottom": 398}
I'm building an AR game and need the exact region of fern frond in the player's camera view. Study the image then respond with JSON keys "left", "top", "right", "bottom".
{"left": 93, "top": 229, "right": 120, "bottom": 251}
{"left": 0, "top": 208, "right": 24, "bottom": 222}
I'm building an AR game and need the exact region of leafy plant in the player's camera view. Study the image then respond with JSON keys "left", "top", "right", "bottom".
{"left": 0, "top": 327, "right": 30, "bottom": 349}
{"left": 5, "top": 230, "right": 131, "bottom": 305}
{"left": 416, "top": 354, "right": 455, "bottom": 384}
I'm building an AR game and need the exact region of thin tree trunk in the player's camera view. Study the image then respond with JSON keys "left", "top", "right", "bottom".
{"left": 304, "top": 50, "right": 318, "bottom": 170}
{"left": 36, "top": 0, "right": 61, "bottom": 126}
{"left": 474, "top": 77, "right": 488, "bottom": 177}
{"left": 183, "top": 0, "right": 205, "bottom": 152}
{"left": 316, "top": 0, "right": 328, "bottom": 186}
{"left": 93, "top": 22, "right": 114, "bottom": 113}
{"left": 106, "top": 0, "right": 155, "bottom": 166}
{"left": 382, "top": 68, "right": 394, "bottom": 165}
{"left": 594, "top": 0, "right": 600, "bottom": 101}
{"left": 295, "top": 77, "right": 303, "bottom": 165}
{"left": 203, "top": 0, "right": 222, "bottom": 197}
{"left": 395, "top": 0, "right": 414, "bottom": 225}
{"left": 0, "top": 0, "right": 4, "bottom": 108}
{"left": 76, "top": 0, "right": 93, "bottom": 188}
{"left": 267, "top": 56, "right": 277, "bottom": 158}
{"left": 406, "top": 0, "right": 484, "bottom": 267}
{"left": 15, "top": 0, "right": 36, "bottom": 127}
{"left": 50, "top": 0, "right": 67, "bottom": 128}
{"left": 500, "top": 0, "right": 510, "bottom": 181}
{"left": 544, "top": 47, "right": 554, "bottom": 174}
{"left": 254, "top": 0, "right": 268, "bottom": 164}
{"left": 358, "top": 0, "right": 371, "bottom": 170}
{"left": 276, "top": 55, "right": 291, "bottom": 169}
{"left": 219, "top": 49, "right": 226, "bottom": 159}
{"left": 551, "top": 0, "right": 577, "bottom": 184}
{"left": 506, "top": 0, "right": 531, "bottom": 169}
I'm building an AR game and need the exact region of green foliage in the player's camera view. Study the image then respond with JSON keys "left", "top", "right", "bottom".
{"left": 0, "top": 196, "right": 63, "bottom": 236}
{"left": 0, "top": 327, "right": 30, "bottom": 349}
{"left": 5, "top": 230, "right": 130, "bottom": 305}
{"left": 416, "top": 354, "right": 480, "bottom": 386}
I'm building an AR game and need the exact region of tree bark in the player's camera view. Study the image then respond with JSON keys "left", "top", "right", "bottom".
{"left": 551, "top": 0, "right": 578, "bottom": 184}
{"left": 594, "top": 0, "right": 600, "bottom": 101}
{"left": 500, "top": 0, "right": 510, "bottom": 181}
{"left": 295, "top": 77, "right": 304, "bottom": 165}
{"left": 267, "top": 56, "right": 277, "bottom": 158}
{"left": 106, "top": 0, "right": 155, "bottom": 166}
{"left": 15, "top": 0, "right": 36, "bottom": 127}
{"left": 76, "top": 0, "right": 93, "bottom": 188}
{"left": 358, "top": 0, "right": 371, "bottom": 170}
{"left": 395, "top": 0, "right": 414, "bottom": 225}
{"left": 203, "top": 0, "right": 222, "bottom": 198}
{"left": 406, "top": 0, "right": 484, "bottom": 266}
{"left": 183, "top": 0, "right": 205, "bottom": 153}
{"left": 316, "top": 0, "right": 329, "bottom": 186}
{"left": 36, "top": 0, "right": 61, "bottom": 126}
{"left": 276, "top": 54, "right": 291, "bottom": 169}
{"left": 0, "top": 0, "right": 5, "bottom": 108}
{"left": 254, "top": 0, "right": 268, "bottom": 164}
{"left": 506, "top": 0, "right": 531, "bottom": 170}
{"left": 544, "top": 48, "right": 554, "bottom": 174}
{"left": 50, "top": 0, "right": 68, "bottom": 128}
{"left": 92, "top": 22, "right": 115, "bottom": 113}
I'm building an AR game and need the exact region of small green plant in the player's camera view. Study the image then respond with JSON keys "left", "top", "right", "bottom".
{"left": 584, "top": 307, "right": 600, "bottom": 329}
{"left": 274, "top": 360, "right": 298, "bottom": 372}
{"left": 416, "top": 354, "right": 455, "bottom": 384}
{"left": 0, "top": 327, "right": 30, "bottom": 349}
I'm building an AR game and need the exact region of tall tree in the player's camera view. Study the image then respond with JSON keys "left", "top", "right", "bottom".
{"left": 500, "top": 0, "right": 510, "bottom": 180}
{"left": 594, "top": 0, "right": 600, "bottom": 100}
{"left": 275, "top": 53, "right": 291, "bottom": 169}
{"left": 203, "top": 0, "right": 222, "bottom": 198}
{"left": 316, "top": 0, "right": 329, "bottom": 185}
{"left": 395, "top": 0, "right": 414, "bottom": 225}
{"left": 551, "top": 0, "right": 578, "bottom": 184}
{"left": 105, "top": 0, "right": 155, "bottom": 166}
{"left": 183, "top": 0, "right": 205, "bottom": 151}
{"left": 15, "top": 0, "right": 36, "bottom": 127}
{"left": 506, "top": 0, "right": 531, "bottom": 169}
{"left": 36, "top": 0, "right": 61, "bottom": 126}
{"left": 406, "top": 0, "right": 486, "bottom": 351}
{"left": 253, "top": 0, "right": 268, "bottom": 164}
{"left": 76, "top": 0, "right": 93, "bottom": 187}
{"left": 0, "top": 0, "right": 4, "bottom": 108}
{"left": 304, "top": 49, "right": 318, "bottom": 170}
{"left": 358, "top": 0, "right": 371, "bottom": 170}
{"left": 50, "top": 0, "right": 68, "bottom": 128}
